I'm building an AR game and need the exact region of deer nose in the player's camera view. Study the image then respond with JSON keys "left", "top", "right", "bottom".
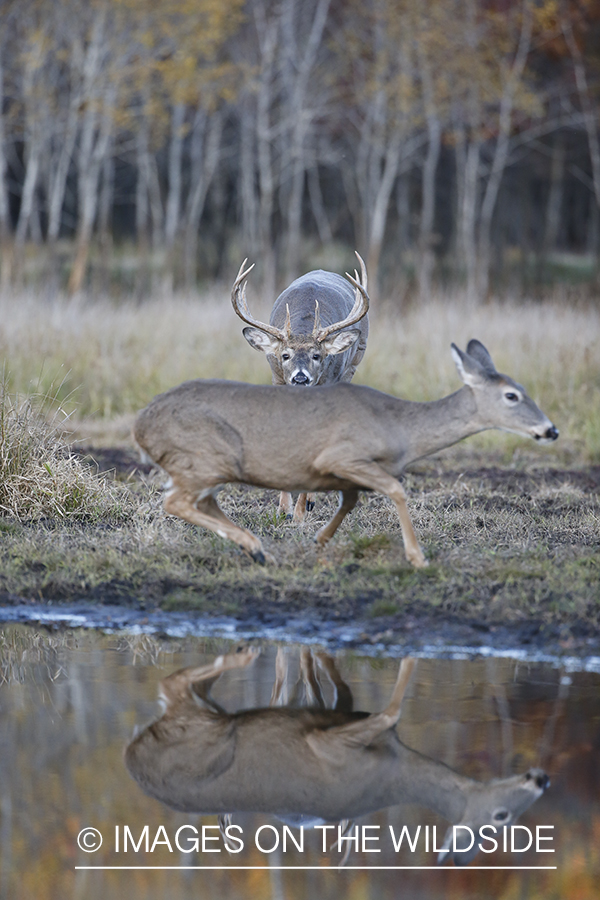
{"left": 545, "top": 425, "right": 559, "bottom": 441}
{"left": 526, "top": 769, "right": 550, "bottom": 790}
{"left": 291, "top": 371, "right": 310, "bottom": 385}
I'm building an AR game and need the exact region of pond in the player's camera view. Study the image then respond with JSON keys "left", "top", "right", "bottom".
{"left": 0, "top": 625, "right": 598, "bottom": 900}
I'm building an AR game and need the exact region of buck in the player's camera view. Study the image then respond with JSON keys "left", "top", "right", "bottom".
{"left": 133, "top": 338, "right": 558, "bottom": 567}
{"left": 231, "top": 254, "right": 370, "bottom": 520}
{"left": 125, "top": 647, "right": 550, "bottom": 867}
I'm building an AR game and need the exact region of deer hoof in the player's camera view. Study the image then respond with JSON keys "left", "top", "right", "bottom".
{"left": 306, "top": 500, "right": 315, "bottom": 512}
{"left": 249, "top": 549, "right": 266, "bottom": 565}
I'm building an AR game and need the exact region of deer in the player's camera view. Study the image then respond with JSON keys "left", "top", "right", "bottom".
{"left": 133, "top": 338, "right": 559, "bottom": 567}
{"left": 124, "top": 647, "right": 550, "bottom": 867}
{"left": 231, "top": 253, "right": 370, "bottom": 521}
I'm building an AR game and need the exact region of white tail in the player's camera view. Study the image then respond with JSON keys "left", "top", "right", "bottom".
{"left": 232, "top": 253, "right": 370, "bottom": 520}
{"left": 134, "top": 339, "right": 558, "bottom": 566}
{"left": 125, "top": 649, "right": 549, "bottom": 867}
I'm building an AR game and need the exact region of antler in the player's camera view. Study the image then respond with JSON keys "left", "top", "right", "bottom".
{"left": 314, "top": 251, "right": 370, "bottom": 342}
{"left": 231, "top": 259, "right": 287, "bottom": 341}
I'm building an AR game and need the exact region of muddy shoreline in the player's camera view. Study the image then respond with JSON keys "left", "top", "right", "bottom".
{"left": 1, "top": 447, "right": 599, "bottom": 662}
{"left": 2, "top": 594, "right": 600, "bottom": 667}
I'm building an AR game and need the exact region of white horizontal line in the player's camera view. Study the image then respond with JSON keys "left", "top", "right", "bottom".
{"left": 75, "top": 866, "right": 558, "bottom": 871}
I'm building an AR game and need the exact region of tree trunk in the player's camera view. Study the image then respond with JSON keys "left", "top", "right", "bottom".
{"left": 165, "top": 102, "right": 185, "bottom": 248}
{"left": 239, "top": 98, "right": 259, "bottom": 257}
{"left": 562, "top": 15, "right": 600, "bottom": 211}
{"left": 47, "top": 88, "right": 80, "bottom": 242}
{"left": 476, "top": 1, "right": 532, "bottom": 299}
{"left": 254, "top": 0, "right": 277, "bottom": 294}
{"left": 417, "top": 46, "right": 441, "bottom": 302}
{"left": 164, "top": 102, "right": 186, "bottom": 289}
{"left": 0, "top": 47, "right": 13, "bottom": 290}
{"left": 307, "top": 157, "right": 332, "bottom": 244}
{"left": 461, "top": 139, "right": 480, "bottom": 304}
{"left": 14, "top": 52, "right": 44, "bottom": 282}
{"left": 67, "top": 91, "right": 114, "bottom": 295}
{"left": 541, "top": 131, "right": 565, "bottom": 271}
{"left": 95, "top": 143, "right": 114, "bottom": 293}
{"left": 366, "top": 126, "right": 404, "bottom": 299}
{"left": 183, "top": 108, "right": 223, "bottom": 287}
{"left": 135, "top": 119, "right": 150, "bottom": 297}
{"left": 281, "top": 0, "right": 331, "bottom": 283}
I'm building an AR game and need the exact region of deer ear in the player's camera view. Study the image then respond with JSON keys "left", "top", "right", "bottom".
{"left": 242, "top": 327, "right": 281, "bottom": 355}
{"left": 451, "top": 343, "right": 489, "bottom": 388}
{"left": 320, "top": 329, "right": 360, "bottom": 356}
{"left": 437, "top": 825, "right": 454, "bottom": 865}
{"left": 465, "top": 339, "right": 497, "bottom": 374}
{"left": 437, "top": 823, "right": 480, "bottom": 866}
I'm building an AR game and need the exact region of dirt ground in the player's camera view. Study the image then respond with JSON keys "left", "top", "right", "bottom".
{"left": 0, "top": 443, "right": 598, "bottom": 658}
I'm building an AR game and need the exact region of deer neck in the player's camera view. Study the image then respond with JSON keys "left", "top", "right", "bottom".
{"left": 401, "top": 387, "right": 484, "bottom": 466}
{"left": 390, "top": 744, "right": 473, "bottom": 822}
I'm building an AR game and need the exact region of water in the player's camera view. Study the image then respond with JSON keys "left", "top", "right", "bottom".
{"left": 0, "top": 625, "right": 598, "bottom": 899}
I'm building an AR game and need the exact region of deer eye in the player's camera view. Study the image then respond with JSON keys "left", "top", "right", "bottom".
{"left": 493, "top": 808, "right": 510, "bottom": 822}
{"left": 312, "top": 353, "right": 321, "bottom": 360}
{"left": 504, "top": 391, "right": 520, "bottom": 404}
{"left": 282, "top": 353, "right": 290, "bottom": 361}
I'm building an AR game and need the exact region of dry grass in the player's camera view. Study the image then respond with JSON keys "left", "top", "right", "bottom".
{"left": 0, "top": 283, "right": 598, "bottom": 634}
{"left": 0, "top": 469, "right": 598, "bottom": 631}
{"left": 0, "top": 285, "right": 598, "bottom": 459}
{"left": 0, "top": 382, "right": 131, "bottom": 520}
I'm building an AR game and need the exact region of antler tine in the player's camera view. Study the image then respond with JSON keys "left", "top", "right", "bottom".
{"left": 315, "top": 253, "right": 370, "bottom": 342}
{"left": 284, "top": 303, "right": 292, "bottom": 340}
{"left": 231, "top": 259, "right": 285, "bottom": 340}
{"left": 355, "top": 250, "right": 367, "bottom": 291}
{"left": 312, "top": 299, "right": 321, "bottom": 337}
{"left": 234, "top": 258, "right": 255, "bottom": 287}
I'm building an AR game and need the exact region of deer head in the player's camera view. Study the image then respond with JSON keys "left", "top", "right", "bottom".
{"left": 231, "top": 254, "right": 370, "bottom": 386}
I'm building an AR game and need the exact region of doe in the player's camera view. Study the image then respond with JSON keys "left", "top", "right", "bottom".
{"left": 133, "top": 339, "right": 558, "bottom": 567}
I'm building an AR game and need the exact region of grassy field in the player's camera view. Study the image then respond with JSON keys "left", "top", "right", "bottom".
{"left": 0, "top": 285, "right": 599, "bottom": 645}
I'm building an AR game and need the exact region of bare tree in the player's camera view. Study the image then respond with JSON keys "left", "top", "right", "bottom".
{"left": 67, "top": 6, "right": 115, "bottom": 294}
{"left": 0, "top": 40, "right": 13, "bottom": 289}
{"left": 279, "top": 0, "right": 332, "bottom": 282}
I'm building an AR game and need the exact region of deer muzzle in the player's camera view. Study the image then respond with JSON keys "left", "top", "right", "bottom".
{"left": 291, "top": 371, "right": 311, "bottom": 386}
{"left": 534, "top": 424, "right": 559, "bottom": 443}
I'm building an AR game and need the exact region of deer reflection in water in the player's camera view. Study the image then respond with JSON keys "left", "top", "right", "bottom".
{"left": 124, "top": 648, "right": 549, "bottom": 866}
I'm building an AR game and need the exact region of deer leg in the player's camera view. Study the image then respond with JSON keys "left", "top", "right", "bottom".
{"left": 278, "top": 491, "right": 294, "bottom": 518}
{"left": 293, "top": 493, "right": 308, "bottom": 522}
{"left": 164, "top": 486, "right": 271, "bottom": 564}
{"left": 307, "top": 658, "right": 415, "bottom": 756}
{"left": 314, "top": 461, "right": 427, "bottom": 567}
{"left": 314, "top": 490, "right": 359, "bottom": 545}
{"left": 269, "top": 648, "right": 290, "bottom": 706}
{"left": 387, "top": 484, "right": 427, "bottom": 568}
{"left": 158, "top": 647, "right": 260, "bottom": 711}
{"left": 299, "top": 647, "right": 326, "bottom": 707}
{"left": 293, "top": 492, "right": 308, "bottom": 521}
{"left": 330, "top": 658, "right": 415, "bottom": 743}
{"left": 293, "top": 492, "right": 316, "bottom": 522}
{"left": 314, "top": 652, "right": 353, "bottom": 712}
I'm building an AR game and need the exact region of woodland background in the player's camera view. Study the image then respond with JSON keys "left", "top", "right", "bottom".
{"left": 0, "top": 0, "right": 599, "bottom": 300}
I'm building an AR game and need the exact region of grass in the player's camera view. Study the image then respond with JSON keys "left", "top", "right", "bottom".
{"left": 0, "top": 283, "right": 598, "bottom": 638}
{"left": 0, "top": 285, "right": 598, "bottom": 459}
{"left": 0, "top": 464, "right": 598, "bottom": 633}
{"left": 0, "top": 381, "right": 131, "bottom": 521}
